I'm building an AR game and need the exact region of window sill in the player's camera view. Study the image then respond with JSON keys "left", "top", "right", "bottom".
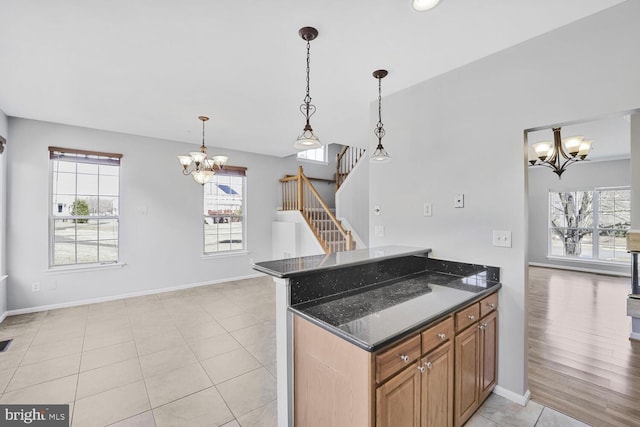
{"left": 546, "top": 256, "right": 629, "bottom": 267}
{"left": 201, "top": 250, "right": 249, "bottom": 260}
{"left": 297, "top": 159, "right": 329, "bottom": 166}
{"left": 46, "top": 262, "right": 126, "bottom": 274}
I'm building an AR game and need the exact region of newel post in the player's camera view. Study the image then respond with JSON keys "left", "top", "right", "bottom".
{"left": 297, "top": 165, "right": 304, "bottom": 211}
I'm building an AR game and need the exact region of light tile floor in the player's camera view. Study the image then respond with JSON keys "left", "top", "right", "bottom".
{"left": 0, "top": 276, "right": 588, "bottom": 426}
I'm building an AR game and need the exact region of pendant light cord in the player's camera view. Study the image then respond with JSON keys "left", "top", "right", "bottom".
{"left": 304, "top": 39, "right": 312, "bottom": 124}
{"left": 374, "top": 76, "right": 385, "bottom": 141}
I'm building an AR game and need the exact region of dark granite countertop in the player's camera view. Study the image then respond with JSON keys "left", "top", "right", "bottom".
{"left": 252, "top": 245, "right": 431, "bottom": 278}
{"left": 290, "top": 270, "right": 501, "bottom": 352}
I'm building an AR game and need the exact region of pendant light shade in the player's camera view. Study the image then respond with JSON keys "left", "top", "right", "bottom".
{"left": 294, "top": 27, "right": 322, "bottom": 150}
{"left": 412, "top": 0, "right": 441, "bottom": 11}
{"left": 370, "top": 69, "right": 391, "bottom": 163}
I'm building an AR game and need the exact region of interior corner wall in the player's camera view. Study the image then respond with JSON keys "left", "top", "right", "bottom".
{"left": 0, "top": 109, "right": 8, "bottom": 316}
{"left": 6, "top": 118, "right": 284, "bottom": 311}
{"left": 528, "top": 159, "right": 630, "bottom": 275}
{"left": 632, "top": 113, "right": 640, "bottom": 229}
{"left": 368, "top": 1, "right": 640, "bottom": 398}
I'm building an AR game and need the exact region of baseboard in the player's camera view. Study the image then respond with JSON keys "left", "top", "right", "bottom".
{"left": 0, "top": 311, "right": 7, "bottom": 324}
{"left": 629, "top": 331, "right": 640, "bottom": 342}
{"left": 5, "top": 273, "right": 264, "bottom": 317}
{"left": 528, "top": 262, "right": 630, "bottom": 277}
{"left": 493, "top": 385, "right": 531, "bottom": 406}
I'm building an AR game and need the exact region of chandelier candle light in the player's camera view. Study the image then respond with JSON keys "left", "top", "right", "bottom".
{"left": 370, "top": 69, "right": 391, "bottom": 163}
{"left": 177, "top": 116, "right": 228, "bottom": 185}
{"left": 528, "top": 127, "right": 592, "bottom": 179}
{"left": 294, "top": 26, "right": 322, "bottom": 150}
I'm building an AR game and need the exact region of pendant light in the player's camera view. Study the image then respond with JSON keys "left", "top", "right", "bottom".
{"left": 370, "top": 69, "right": 391, "bottom": 163}
{"left": 177, "top": 116, "right": 228, "bottom": 185}
{"left": 294, "top": 27, "right": 322, "bottom": 150}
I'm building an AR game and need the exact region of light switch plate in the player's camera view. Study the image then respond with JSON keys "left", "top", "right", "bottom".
{"left": 423, "top": 203, "right": 432, "bottom": 217}
{"left": 493, "top": 230, "right": 512, "bottom": 248}
{"left": 454, "top": 194, "right": 464, "bottom": 208}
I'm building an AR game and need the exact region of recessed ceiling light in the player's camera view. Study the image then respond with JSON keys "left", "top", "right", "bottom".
{"left": 412, "top": 0, "right": 441, "bottom": 12}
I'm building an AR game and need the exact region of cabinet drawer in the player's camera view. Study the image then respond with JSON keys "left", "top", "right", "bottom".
{"left": 456, "top": 303, "right": 480, "bottom": 333}
{"left": 376, "top": 334, "right": 421, "bottom": 384}
{"left": 421, "top": 316, "right": 454, "bottom": 354}
{"left": 480, "top": 293, "right": 498, "bottom": 318}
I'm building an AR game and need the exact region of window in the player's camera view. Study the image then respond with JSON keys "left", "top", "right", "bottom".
{"left": 49, "top": 146, "right": 121, "bottom": 267}
{"left": 297, "top": 146, "right": 327, "bottom": 164}
{"left": 549, "top": 187, "right": 630, "bottom": 263}
{"left": 203, "top": 166, "right": 246, "bottom": 254}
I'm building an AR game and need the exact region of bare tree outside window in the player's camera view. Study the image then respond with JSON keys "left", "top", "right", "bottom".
{"left": 549, "top": 188, "right": 630, "bottom": 262}
{"left": 550, "top": 191, "right": 593, "bottom": 256}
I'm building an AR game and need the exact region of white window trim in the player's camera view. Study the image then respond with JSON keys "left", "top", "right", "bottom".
{"left": 202, "top": 172, "right": 247, "bottom": 255}
{"left": 547, "top": 186, "right": 630, "bottom": 264}
{"left": 297, "top": 146, "right": 328, "bottom": 165}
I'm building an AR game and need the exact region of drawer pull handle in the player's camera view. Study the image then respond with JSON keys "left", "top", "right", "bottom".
{"left": 487, "top": 303, "right": 496, "bottom": 309}
{"left": 418, "top": 366, "right": 425, "bottom": 373}
{"left": 424, "top": 361, "right": 433, "bottom": 369}
{"left": 400, "top": 355, "right": 409, "bottom": 363}
{"left": 467, "top": 314, "right": 476, "bottom": 320}
{"left": 437, "top": 333, "right": 447, "bottom": 340}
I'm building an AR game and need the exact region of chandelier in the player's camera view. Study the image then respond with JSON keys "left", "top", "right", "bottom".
{"left": 294, "top": 27, "right": 322, "bottom": 150}
{"left": 528, "top": 127, "right": 592, "bottom": 178}
{"left": 177, "top": 116, "right": 228, "bottom": 185}
{"left": 370, "top": 69, "right": 391, "bottom": 163}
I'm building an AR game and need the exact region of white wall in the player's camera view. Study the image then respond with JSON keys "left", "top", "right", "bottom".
{"left": 528, "top": 159, "right": 630, "bottom": 275}
{"left": 632, "top": 113, "right": 640, "bottom": 229}
{"left": 6, "top": 118, "right": 283, "bottom": 311}
{"left": 0, "top": 108, "right": 7, "bottom": 317}
{"left": 336, "top": 155, "right": 369, "bottom": 246}
{"left": 369, "top": 1, "right": 640, "bottom": 398}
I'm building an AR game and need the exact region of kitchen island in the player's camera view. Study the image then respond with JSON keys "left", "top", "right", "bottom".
{"left": 253, "top": 246, "right": 500, "bottom": 427}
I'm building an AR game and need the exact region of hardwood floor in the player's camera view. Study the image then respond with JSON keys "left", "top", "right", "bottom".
{"left": 528, "top": 266, "right": 640, "bottom": 427}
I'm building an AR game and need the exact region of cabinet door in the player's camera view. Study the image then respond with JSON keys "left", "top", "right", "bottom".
{"left": 421, "top": 342, "right": 453, "bottom": 427}
{"left": 454, "top": 324, "right": 479, "bottom": 427}
{"left": 377, "top": 364, "right": 422, "bottom": 427}
{"left": 479, "top": 310, "right": 498, "bottom": 403}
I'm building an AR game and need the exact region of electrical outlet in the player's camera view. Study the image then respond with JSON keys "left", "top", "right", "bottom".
{"left": 454, "top": 194, "right": 464, "bottom": 208}
{"left": 493, "top": 230, "right": 512, "bottom": 248}
{"left": 423, "top": 203, "right": 432, "bottom": 217}
{"left": 32, "top": 282, "right": 40, "bottom": 292}
{"left": 374, "top": 225, "right": 385, "bottom": 237}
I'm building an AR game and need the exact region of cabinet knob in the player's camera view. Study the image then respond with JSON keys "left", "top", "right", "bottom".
{"left": 478, "top": 322, "right": 488, "bottom": 330}
{"left": 437, "top": 332, "right": 446, "bottom": 340}
{"left": 400, "top": 355, "right": 409, "bottom": 363}
{"left": 467, "top": 314, "right": 476, "bottom": 320}
{"left": 424, "top": 361, "right": 433, "bottom": 369}
{"left": 418, "top": 366, "right": 425, "bottom": 373}
{"left": 487, "top": 303, "right": 496, "bottom": 309}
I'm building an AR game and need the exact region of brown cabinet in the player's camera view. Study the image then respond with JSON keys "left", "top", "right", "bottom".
{"left": 421, "top": 342, "right": 454, "bottom": 427}
{"left": 376, "top": 362, "right": 422, "bottom": 427}
{"left": 454, "top": 296, "right": 499, "bottom": 427}
{"left": 293, "top": 290, "right": 499, "bottom": 427}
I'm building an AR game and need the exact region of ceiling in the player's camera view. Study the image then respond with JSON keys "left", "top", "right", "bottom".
{"left": 0, "top": 0, "right": 629, "bottom": 158}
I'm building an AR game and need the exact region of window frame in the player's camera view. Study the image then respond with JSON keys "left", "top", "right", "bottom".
{"left": 48, "top": 146, "right": 122, "bottom": 269}
{"left": 547, "top": 186, "right": 631, "bottom": 264}
{"left": 202, "top": 165, "right": 247, "bottom": 256}
{"left": 296, "top": 145, "right": 328, "bottom": 165}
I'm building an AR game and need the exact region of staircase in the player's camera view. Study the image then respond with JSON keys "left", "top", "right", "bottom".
{"left": 336, "top": 146, "right": 366, "bottom": 191}
{"left": 280, "top": 166, "right": 354, "bottom": 254}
